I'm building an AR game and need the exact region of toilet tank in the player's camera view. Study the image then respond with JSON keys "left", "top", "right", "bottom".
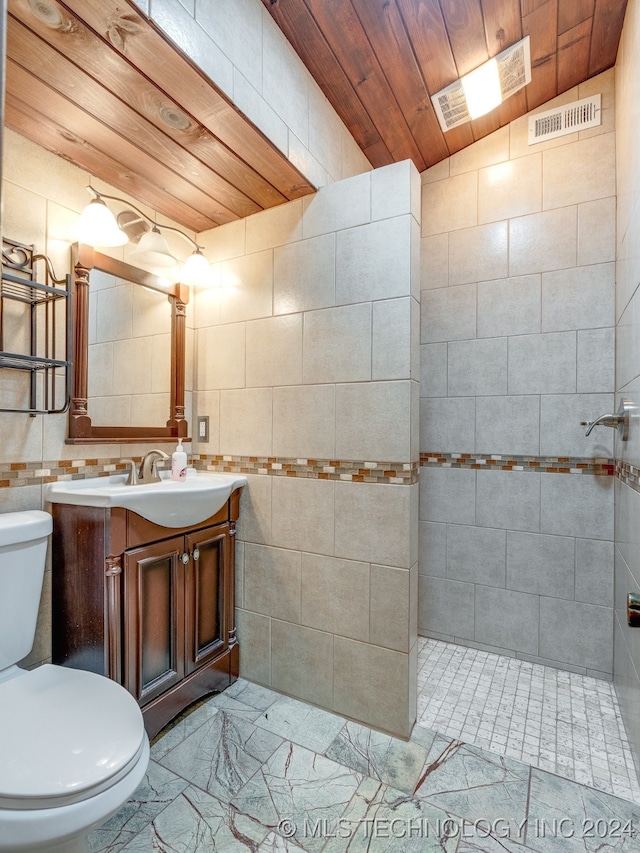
{"left": 0, "top": 511, "right": 52, "bottom": 670}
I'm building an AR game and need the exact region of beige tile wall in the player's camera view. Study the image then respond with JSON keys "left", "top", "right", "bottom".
{"left": 194, "top": 161, "right": 421, "bottom": 738}
{"left": 613, "top": 0, "right": 640, "bottom": 779}
{"left": 420, "top": 69, "right": 617, "bottom": 677}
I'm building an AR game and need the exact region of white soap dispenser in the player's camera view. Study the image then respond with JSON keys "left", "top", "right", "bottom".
{"left": 171, "top": 439, "right": 187, "bottom": 481}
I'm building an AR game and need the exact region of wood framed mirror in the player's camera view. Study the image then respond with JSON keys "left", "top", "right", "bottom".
{"left": 67, "top": 243, "right": 189, "bottom": 444}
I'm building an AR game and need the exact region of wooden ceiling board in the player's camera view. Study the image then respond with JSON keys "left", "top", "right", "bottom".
{"left": 303, "top": 0, "right": 427, "bottom": 166}
{"left": 494, "top": 86, "right": 528, "bottom": 127}
{"left": 557, "top": 18, "right": 593, "bottom": 92}
{"left": 480, "top": 0, "right": 523, "bottom": 56}
{"left": 522, "top": 0, "right": 559, "bottom": 110}
{"left": 259, "top": 0, "right": 391, "bottom": 161}
{"left": 8, "top": 0, "right": 289, "bottom": 210}
{"left": 589, "top": 0, "right": 629, "bottom": 75}
{"left": 5, "top": 59, "right": 227, "bottom": 230}
{"left": 349, "top": 0, "right": 449, "bottom": 167}
{"left": 7, "top": 17, "right": 263, "bottom": 221}
{"left": 558, "top": 0, "right": 595, "bottom": 35}
{"left": 394, "top": 0, "right": 459, "bottom": 93}
{"left": 4, "top": 92, "right": 219, "bottom": 232}
{"left": 3, "top": 0, "right": 628, "bottom": 230}
{"left": 57, "top": 0, "right": 315, "bottom": 200}
{"left": 439, "top": 0, "right": 490, "bottom": 77}
{"left": 263, "top": 0, "right": 626, "bottom": 175}
{"left": 5, "top": 0, "right": 315, "bottom": 230}
{"left": 521, "top": 0, "right": 550, "bottom": 14}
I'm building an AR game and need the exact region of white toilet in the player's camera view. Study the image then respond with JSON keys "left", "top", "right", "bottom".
{"left": 0, "top": 510, "right": 150, "bottom": 853}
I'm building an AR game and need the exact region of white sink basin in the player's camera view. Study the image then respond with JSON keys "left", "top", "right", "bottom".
{"left": 44, "top": 472, "right": 247, "bottom": 528}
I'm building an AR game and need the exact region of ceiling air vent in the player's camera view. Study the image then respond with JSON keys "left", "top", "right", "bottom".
{"left": 528, "top": 95, "right": 601, "bottom": 144}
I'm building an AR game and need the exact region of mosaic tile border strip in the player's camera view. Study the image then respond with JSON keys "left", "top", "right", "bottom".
{"left": 0, "top": 457, "right": 131, "bottom": 489}
{"left": 0, "top": 452, "right": 625, "bottom": 490}
{"left": 0, "top": 456, "right": 420, "bottom": 488}
{"left": 616, "top": 460, "right": 640, "bottom": 493}
{"left": 420, "top": 452, "right": 615, "bottom": 476}
{"left": 192, "top": 455, "right": 419, "bottom": 484}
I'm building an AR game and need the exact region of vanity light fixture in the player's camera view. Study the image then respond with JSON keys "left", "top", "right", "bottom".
{"left": 129, "top": 225, "right": 177, "bottom": 268}
{"left": 74, "top": 187, "right": 213, "bottom": 285}
{"left": 431, "top": 36, "right": 531, "bottom": 132}
{"left": 74, "top": 196, "right": 128, "bottom": 248}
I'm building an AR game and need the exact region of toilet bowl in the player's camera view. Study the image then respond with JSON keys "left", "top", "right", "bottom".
{"left": 0, "top": 511, "right": 149, "bottom": 852}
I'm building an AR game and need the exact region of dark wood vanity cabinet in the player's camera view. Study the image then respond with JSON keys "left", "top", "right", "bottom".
{"left": 51, "top": 490, "right": 241, "bottom": 738}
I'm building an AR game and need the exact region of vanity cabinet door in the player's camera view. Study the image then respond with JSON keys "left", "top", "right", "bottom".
{"left": 123, "top": 535, "right": 186, "bottom": 706}
{"left": 184, "top": 523, "right": 230, "bottom": 674}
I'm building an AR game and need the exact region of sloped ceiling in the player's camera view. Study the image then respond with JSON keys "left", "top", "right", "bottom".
{"left": 4, "top": 0, "right": 315, "bottom": 232}
{"left": 3, "top": 0, "right": 628, "bottom": 230}
{"left": 262, "top": 0, "right": 628, "bottom": 172}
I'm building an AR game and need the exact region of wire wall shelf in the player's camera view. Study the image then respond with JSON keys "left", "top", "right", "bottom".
{"left": 1, "top": 238, "right": 72, "bottom": 415}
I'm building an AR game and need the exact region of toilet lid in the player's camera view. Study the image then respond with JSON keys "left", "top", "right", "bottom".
{"left": 0, "top": 665, "right": 145, "bottom": 802}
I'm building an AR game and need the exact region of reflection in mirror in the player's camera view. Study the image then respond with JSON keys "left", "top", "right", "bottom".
{"left": 67, "top": 244, "right": 189, "bottom": 444}
{"left": 88, "top": 271, "right": 170, "bottom": 427}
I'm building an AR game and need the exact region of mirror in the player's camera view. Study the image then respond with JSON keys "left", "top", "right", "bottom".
{"left": 67, "top": 243, "right": 189, "bottom": 444}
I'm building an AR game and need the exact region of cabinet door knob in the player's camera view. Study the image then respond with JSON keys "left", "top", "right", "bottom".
{"left": 192, "top": 548, "right": 200, "bottom": 561}
{"left": 181, "top": 552, "right": 190, "bottom": 564}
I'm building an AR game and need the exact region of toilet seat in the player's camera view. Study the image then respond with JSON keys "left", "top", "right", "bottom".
{"left": 0, "top": 664, "right": 146, "bottom": 810}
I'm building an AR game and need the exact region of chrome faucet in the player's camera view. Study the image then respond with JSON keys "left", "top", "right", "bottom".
{"left": 139, "top": 450, "right": 170, "bottom": 482}
{"left": 121, "top": 450, "right": 170, "bottom": 485}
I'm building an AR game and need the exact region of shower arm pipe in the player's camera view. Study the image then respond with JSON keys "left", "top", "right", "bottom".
{"left": 86, "top": 187, "right": 205, "bottom": 253}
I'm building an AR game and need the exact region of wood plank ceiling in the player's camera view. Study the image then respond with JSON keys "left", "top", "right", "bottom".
{"left": 3, "top": 0, "right": 629, "bottom": 231}
{"left": 262, "top": 0, "right": 627, "bottom": 172}
{"left": 3, "top": 0, "right": 315, "bottom": 232}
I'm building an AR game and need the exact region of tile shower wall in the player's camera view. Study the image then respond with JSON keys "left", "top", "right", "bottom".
{"left": 614, "top": 0, "right": 640, "bottom": 776}
{"left": 133, "top": 0, "right": 371, "bottom": 187}
{"left": 192, "top": 160, "right": 421, "bottom": 738}
{"left": 419, "top": 69, "right": 616, "bottom": 677}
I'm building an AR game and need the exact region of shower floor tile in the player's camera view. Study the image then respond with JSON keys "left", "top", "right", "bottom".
{"left": 417, "top": 637, "right": 640, "bottom": 805}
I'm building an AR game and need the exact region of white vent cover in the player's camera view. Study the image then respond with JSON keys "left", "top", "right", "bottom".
{"left": 528, "top": 94, "right": 601, "bottom": 144}
{"left": 432, "top": 36, "right": 531, "bottom": 132}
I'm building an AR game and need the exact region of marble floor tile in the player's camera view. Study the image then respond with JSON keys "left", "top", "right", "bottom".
{"left": 150, "top": 701, "right": 221, "bottom": 762}
{"left": 231, "top": 740, "right": 363, "bottom": 853}
{"left": 324, "top": 719, "right": 433, "bottom": 795}
{"left": 254, "top": 694, "right": 347, "bottom": 753}
{"left": 158, "top": 710, "right": 283, "bottom": 803}
{"left": 119, "top": 784, "right": 268, "bottom": 851}
{"left": 414, "top": 735, "right": 531, "bottom": 833}
{"left": 225, "top": 677, "right": 282, "bottom": 711}
{"left": 525, "top": 768, "right": 640, "bottom": 852}
{"left": 90, "top": 638, "right": 640, "bottom": 851}
{"left": 203, "top": 691, "right": 268, "bottom": 721}
{"left": 257, "top": 832, "right": 308, "bottom": 851}
{"left": 455, "top": 821, "right": 539, "bottom": 852}
{"left": 89, "top": 761, "right": 189, "bottom": 853}
{"left": 322, "top": 776, "right": 460, "bottom": 853}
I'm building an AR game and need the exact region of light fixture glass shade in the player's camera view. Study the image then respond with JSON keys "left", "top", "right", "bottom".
{"left": 461, "top": 58, "right": 502, "bottom": 119}
{"left": 180, "top": 250, "right": 212, "bottom": 286}
{"left": 129, "top": 227, "right": 178, "bottom": 268}
{"left": 75, "top": 198, "right": 128, "bottom": 247}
